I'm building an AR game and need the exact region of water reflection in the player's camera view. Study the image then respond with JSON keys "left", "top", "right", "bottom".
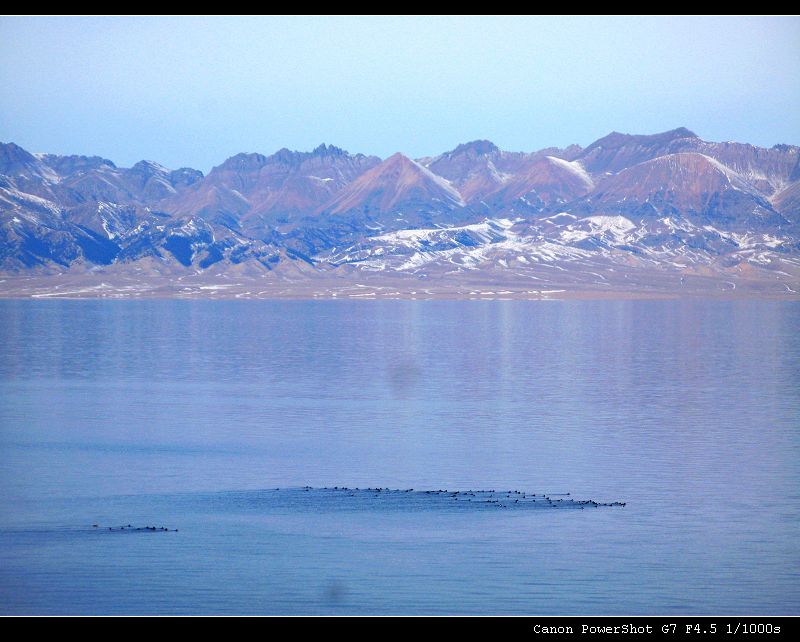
{"left": 0, "top": 300, "right": 798, "bottom": 614}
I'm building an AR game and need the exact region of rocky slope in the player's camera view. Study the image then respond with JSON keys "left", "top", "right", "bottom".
{"left": 2, "top": 129, "right": 798, "bottom": 297}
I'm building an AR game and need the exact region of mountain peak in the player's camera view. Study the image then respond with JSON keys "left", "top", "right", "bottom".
{"left": 447, "top": 140, "right": 500, "bottom": 157}
{"left": 384, "top": 151, "right": 413, "bottom": 164}
{"left": 270, "top": 147, "right": 304, "bottom": 165}
{"left": 578, "top": 128, "right": 703, "bottom": 174}
{"left": 669, "top": 127, "right": 699, "bottom": 139}
{"left": 0, "top": 141, "right": 59, "bottom": 181}
{"left": 0, "top": 141, "right": 38, "bottom": 167}
{"left": 270, "top": 144, "right": 350, "bottom": 166}
{"left": 1, "top": 141, "right": 34, "bottom": 156}
{"left": 368, "top": 152, "right": 440, "bottom": 177}
{"left": 214, "top": 152, "right": 269, "bottom": 173}
{"left": 324, "top": 151, "right": 464, "bottom": 217}
{"left": 312, "top": 143, "right": 347, "bottom": 157}
{"left": 40, "top": 153, "right": 117, "bottom": 174}
{"left": 131, "top": 159, "right": 170, "bottom": 175}
{"left": 587, "top": 127, "right": 699, "bottom": 152}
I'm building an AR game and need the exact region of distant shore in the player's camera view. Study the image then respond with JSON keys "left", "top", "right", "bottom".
{"left": 1, "top": 274, "right": 797, "bottom": 301}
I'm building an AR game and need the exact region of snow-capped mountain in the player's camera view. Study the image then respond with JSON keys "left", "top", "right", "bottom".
{"left": 321, "top": 152, "right": 467, "bottom": 226}
{"left": 167, "top": 143, "right": 381, "bottom": 235}
{"left": 419, "top": 140, "right": 578, "bottom": 203}
{"left": 1, "top": 129, "right": 799, "bottom": 297}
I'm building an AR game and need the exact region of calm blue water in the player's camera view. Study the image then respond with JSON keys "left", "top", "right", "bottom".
{"left": 0, "top": 299, "right": 798, "bottom": 615}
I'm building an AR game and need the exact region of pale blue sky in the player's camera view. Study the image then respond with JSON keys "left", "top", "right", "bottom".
{"left": 1, "top": 16, "right": 798, "bottom": 172}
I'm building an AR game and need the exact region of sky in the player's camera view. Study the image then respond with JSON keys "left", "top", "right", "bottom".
{"left": 1, "top": 16, "right": 798, "bottom": 172}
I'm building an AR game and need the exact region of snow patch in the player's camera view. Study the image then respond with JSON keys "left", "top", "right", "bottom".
{"left": 546, "top": 156, "right": 594, "bottom": 188}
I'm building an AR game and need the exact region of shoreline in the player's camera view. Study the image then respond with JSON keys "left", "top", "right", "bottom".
{"left": 1, "top": 288, "right": 797, "bottom": 302}
{"left": 2, "top": 272, "right": 798, "bottom": 302}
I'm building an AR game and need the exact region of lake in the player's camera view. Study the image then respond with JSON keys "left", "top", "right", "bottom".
{"left": 0, "top": 299, "right": 798, "bottom": 615}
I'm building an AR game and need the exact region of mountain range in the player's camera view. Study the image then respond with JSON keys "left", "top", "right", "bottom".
{"left": 1, "top": 128, "right": 798, "bottom": 298}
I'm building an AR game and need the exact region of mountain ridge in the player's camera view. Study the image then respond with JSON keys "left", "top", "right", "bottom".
{"left": 2, "top": 129, "right": 799, "bottom": 297}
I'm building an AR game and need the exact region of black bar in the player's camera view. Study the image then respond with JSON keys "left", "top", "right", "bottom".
{"left": 13, "top": 614, "right": 799, "bottom": 636}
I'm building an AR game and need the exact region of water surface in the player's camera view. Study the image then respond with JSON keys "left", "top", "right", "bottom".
{"left": 1, "top": 300, "right": 798, "bottom": 614}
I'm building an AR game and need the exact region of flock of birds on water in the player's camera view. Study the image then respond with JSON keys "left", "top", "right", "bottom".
{"left": 90, "top": 487, "right": 625, "bottom": 530}
{"left": 288, "top": 486, "right": 626, "bottom": 510}
{"left": 92, "top": 524, "right": 177, "bottom": 532}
